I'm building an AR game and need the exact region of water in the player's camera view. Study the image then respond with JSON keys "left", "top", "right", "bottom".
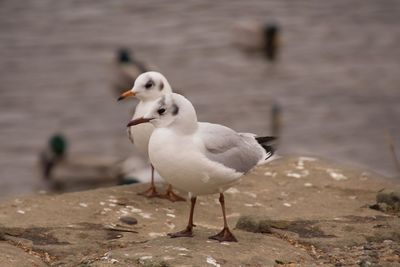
{"left": 1, "top": 0, "right": 400, "bottom": 200}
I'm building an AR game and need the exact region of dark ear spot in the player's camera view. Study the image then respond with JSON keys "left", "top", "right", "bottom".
{"left": 172, "top": 104, "right": 179, "bottom": 116}
{"left": 159, "top": 81, "right": 164, "bottom": 91}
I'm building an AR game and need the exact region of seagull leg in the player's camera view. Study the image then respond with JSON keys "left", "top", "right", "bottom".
{"left": 137, "top": 165, "right": 160, "bottom": 198}
{"left": 209, "top": 193, "right": 238, "bottom": 242}
{"left": 161, "top": 184, "right": 186, "bottom": 202}
{"left": 168, "top": 196, "right": 196, "bottom": 238}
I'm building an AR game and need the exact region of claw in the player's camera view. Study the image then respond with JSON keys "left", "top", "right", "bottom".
{"left": 209, "top": 227, "right": 238, "bottom": 242}
{"left": 168, "top": 227, "right": 193, "bottom": 238}
{"left": 161, "top": 187, "right": 186, "bottom": 202}
{"left": 137, "top": 185, "right": 160, "bottom": 198}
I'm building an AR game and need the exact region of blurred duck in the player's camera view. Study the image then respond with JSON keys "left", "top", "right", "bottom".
{"left": 39, "top": 134, "right": 119, "bottom": 191}
{"left": 233, "top": 21, "right": 281, "bottom": 61}
{"left": 271, "top": 102, "right": 282, "bottom": 138}
{"left": 264, "top": 24, "right": 280, "bottom": 61}
{"left": 113, "top": 48, "right": 148, "bottom": 96}
{"left": 39, "top": 133, "right": 68, "bottom": 179}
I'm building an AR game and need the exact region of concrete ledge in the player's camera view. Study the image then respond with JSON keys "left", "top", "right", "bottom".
{"left": 0, "top": 156, "right": 399, "bottom": 266}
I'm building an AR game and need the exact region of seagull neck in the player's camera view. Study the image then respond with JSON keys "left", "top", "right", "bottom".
{"left": 139, "top": 95, "right": 157, "bottom": 102}
{"left": 169, "top": 112, "right": 198, "bottom": 135}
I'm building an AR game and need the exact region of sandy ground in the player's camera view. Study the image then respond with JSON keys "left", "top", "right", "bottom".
{"left": 0, "top": 0, "right": 400, "bottom": 200}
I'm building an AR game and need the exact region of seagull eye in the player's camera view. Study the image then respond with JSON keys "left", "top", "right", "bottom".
{"left": 145, "top": 81, "right": 153, "bottom": 89}
{"left": 157, "top": 108, "right": 166, "bottom": 115}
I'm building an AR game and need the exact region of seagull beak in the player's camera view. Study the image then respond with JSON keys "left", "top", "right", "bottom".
{"left": 117, "top": 90, "right": 136, "bottom": 101}
{"left": 127, "top": 117, "right": 153, "bottom": 127}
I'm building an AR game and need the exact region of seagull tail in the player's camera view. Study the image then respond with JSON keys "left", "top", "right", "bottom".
{"left": 255, "top": 136, "right": 277, "bottom": 160}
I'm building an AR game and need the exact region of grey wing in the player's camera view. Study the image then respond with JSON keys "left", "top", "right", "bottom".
{"left": 199, "top": 123, "right": 264, "bottom": 173}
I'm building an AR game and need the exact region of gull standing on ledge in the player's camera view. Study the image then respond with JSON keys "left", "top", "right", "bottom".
{"left": 118, "top": 72, "right": 185, "bottom": 202}
{"left": 127, "top": 93, "right": 275, "bottom": 242}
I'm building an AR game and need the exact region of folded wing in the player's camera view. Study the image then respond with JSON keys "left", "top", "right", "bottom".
{"left": 199, "top": 123, "right": 265, "bottom": 174}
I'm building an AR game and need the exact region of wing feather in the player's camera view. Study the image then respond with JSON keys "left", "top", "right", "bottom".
{"left": 199, "top": 123, "right": 264, "bottom": 173}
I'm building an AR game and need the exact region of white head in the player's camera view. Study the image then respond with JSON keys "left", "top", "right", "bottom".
{"left": 127, "top": 93, "right": 198, "bottom": 134}
{"left": 118, "top": 71, "right": 173, "bottom": 102}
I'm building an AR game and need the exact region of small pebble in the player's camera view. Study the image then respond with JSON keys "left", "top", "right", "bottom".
{"left": 286, "top": 172, "right": 302, "bottom": 178}
{"left": 165, "top": 221, "right": 175, "bottom": 230}
{"left": 206, "top": 256, "right": 220, "bottom": 267}
{"left": 138, "top": 212, "right": 152, "bottom": 219}
{"left": 148, "top": 232, "right": 164, "bottom": 237}
{"left": 264, "top": 171, "right": 277, "bottom": 177}
{"left": 173, "top": 247, "right": 189, "bottom": 251}
{"left": 119, "top": 216, "right": 138, "bottom": 225}
{"left": 225, "top": 187, "right": 240, "bottom": 194}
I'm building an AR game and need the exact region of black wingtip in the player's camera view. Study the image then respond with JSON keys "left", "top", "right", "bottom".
{"left": 256, "top": 136, "right": 277, "bottom": 158}
{"left": 255, "top": 136, "right": 277, "bottom": 144}
{"left": 264, "top": 149, "right": 274, "bottom": 160}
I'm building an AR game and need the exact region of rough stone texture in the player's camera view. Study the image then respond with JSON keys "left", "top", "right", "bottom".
{"left": 0, "top": 156, "right": 399, "bottom": 266}
{"left": 0, "top": 242, "right": 48, "bottom": 267}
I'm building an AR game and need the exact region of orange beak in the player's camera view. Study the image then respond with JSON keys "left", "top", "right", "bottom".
{"left": 117, "top": 90, "right": 136, "bottom": 101}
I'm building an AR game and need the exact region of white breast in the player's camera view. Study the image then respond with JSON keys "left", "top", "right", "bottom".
{"left": 148, "top": 128, "right": 242, "bottom": 196}
{"left": 128, "top": 101, "right": 155, "bottom": 158}
{"left": 129, "top": 123, "right": 153, "bottom": 158}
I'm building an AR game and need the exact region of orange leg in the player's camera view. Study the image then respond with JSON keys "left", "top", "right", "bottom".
{"left": 168, "top": 197, "right": 196, "bottom": 238}
{"left": 209, "top": 193, "right": 238, "bottom": 242}
{"left": 137, "top": 165, "right": 160, "bottom": 198}
{"left": 161, "top": 184, "right": 186, "bottom": 202}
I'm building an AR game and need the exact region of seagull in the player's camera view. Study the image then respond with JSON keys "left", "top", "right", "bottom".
{"left": 118, "top": 72, "right": 185, "bottom": 202}
{"left": 127, "top": 93, "right": 275, "bottom": 242}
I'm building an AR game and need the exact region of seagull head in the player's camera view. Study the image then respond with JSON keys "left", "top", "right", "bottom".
{"left": 127, "top": 93, "right": 198, "bottom": 132}
{"left": 117, "top": 71, "right": 172, "bottom": 102}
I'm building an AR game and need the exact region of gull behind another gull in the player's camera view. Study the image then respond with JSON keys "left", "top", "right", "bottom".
{"left": 127, "top": 93, "right": 275, "bottom": 242}
{"left": 118, "top": 72, "right": 185, "bottom": 201}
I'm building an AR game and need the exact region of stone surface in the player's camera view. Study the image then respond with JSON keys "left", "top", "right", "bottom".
{"left": 0, "top": 156, "right": 399, "bottom": 266}
{"left": 0, "top": 243, "right": 48, "bottom": 267}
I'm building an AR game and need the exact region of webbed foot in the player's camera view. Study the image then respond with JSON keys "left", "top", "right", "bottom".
{"left": 208, "top": 227, "right": 238, "bottom": 242}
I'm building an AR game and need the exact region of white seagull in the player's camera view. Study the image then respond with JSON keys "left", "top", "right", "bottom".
{"left": 118, "top": 72, "right": 185, "bottom": 201}
{"left": 127, "top": 93, "right": 275, "bottom": 242}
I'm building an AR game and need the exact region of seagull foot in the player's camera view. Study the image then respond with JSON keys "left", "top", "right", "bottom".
{"left": 161, "top": 188, "right": 186, "bottom": 202}
{"left": 208, "top": 227, "right": 238, "bottom": 242}
{"left": 137, "top": 186, "right": 160, "bottom": 198}
{"left": 168, "top": 227, "right": 193, "bottom": 238}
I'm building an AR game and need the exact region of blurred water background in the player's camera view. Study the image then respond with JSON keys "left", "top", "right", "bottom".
{"left": 1, "top": 0, "right": 400, "bottom": 200}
